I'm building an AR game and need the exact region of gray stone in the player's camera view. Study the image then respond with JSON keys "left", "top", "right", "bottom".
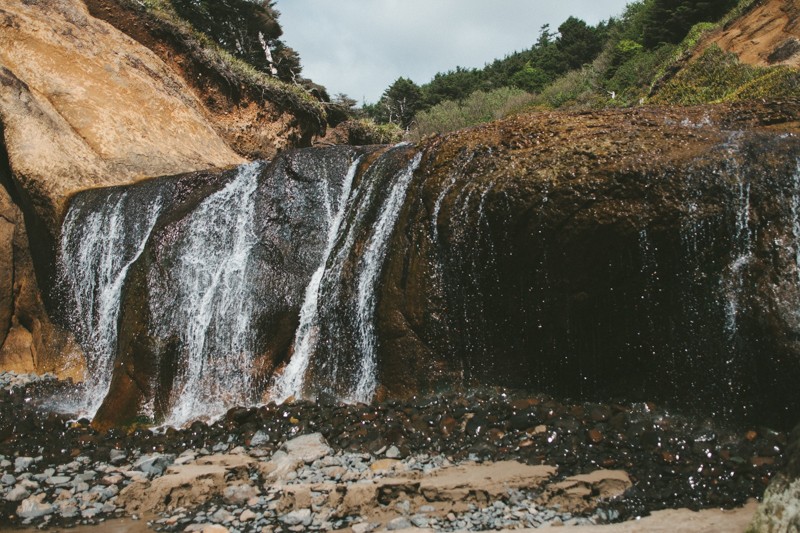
{"left": 46, "top": 475, "right": 72, "bottom": 486}
{"left": 222, "top": 484, "right": 258, "bottom": 506}
{"left": 282, "top": 434, "right": 331, "bottom": 464}
{"left": 16, "top": 495, "right": 54, "bottom": 519}
{"left": 14, "top": 457, "right": 34, "bottom": 473}
{"left": 411, "top": 515, "right": 429, "bottom": 527}
{"left": 211, "top": 508, "right": 234, "bottom": 524}
{"left": 1, "top": 473, "right": 16, "bottom": 485}
{"left": 58, "top": 503, "right": 80, "bottom": 518}
{"left": 386, "top": 517, "right": 412, "bottom": 530}
{"left": 19, "top": 479, "right": 38, "bottom": 490}
{"left": 281, "top": 509, "right": 312, "bottom": 526}
{"left": 250, "top": 431, "right": 270, "bottom": 447}
{"left": 77, "top": 471, "right": 97, "bottom": 482}
{"left": 82, "top": 507, "right": 101, "bottom": 519}
{"left": 133, "top": 453, "right": 175, "bottom": 476}
{"left": 385, "top": 445, "right": 401, "bottom": 459}
{"left": 109, "top": 450, "right": 127, "bottom": 465}
{"left": 5, "top": 485, "right": 30, "bottom": 502}
{"left": 351, "top": 523, "right": 378, "bottom": 533}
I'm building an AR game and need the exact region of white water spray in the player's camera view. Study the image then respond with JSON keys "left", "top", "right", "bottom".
{"left": 59, "top": 190, "right": 164, "bottom": 416}
{"left": 271, "top": 157, "right": 361, "bottom": 401}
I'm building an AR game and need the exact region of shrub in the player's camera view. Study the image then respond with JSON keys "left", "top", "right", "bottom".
{"left": 650, "top": 45, "right": 799, "bottom": 105}
{"left": 410, "top": 87, "right": 533, "bottom": 138}
{"left": 344, "top": 119, "right": 403, "bottom": 146}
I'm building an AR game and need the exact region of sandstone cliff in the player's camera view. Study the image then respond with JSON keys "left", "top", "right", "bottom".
{"left": 695, "top": 0, "right": 800, "bottom": 68}
{"left": 0, "top": 0, "right": 249, "bottom": 373}
{"left": 83, "top": 0, "right": 327, "bottom": 160}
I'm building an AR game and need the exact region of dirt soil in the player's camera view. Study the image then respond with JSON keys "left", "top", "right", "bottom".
{"left": 694, "top": 0, "right": 800, "bottom": 67}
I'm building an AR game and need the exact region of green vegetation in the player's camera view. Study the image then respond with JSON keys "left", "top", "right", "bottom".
{"left": 411, "top": 88, "right": 535, "bottom": 139}
{"left": 128, "top": 0, "right": 326, "bottom": 126}
{"left": 653, "top": 45, "right": 800, "bottom": 104}
{"left": 355, "top": 0, "right": 797, "bottom": 139}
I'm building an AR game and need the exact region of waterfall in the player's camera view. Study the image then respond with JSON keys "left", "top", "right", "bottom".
{"left": 352, "top": 152, "right": 422, "bottom": 401}
{"left": 792, "top": 162, "right": 800, "bottom": 281}
{"left": 149, "top": 162, "right": 264, "bottom": 427}
{"left": 271, "top": 157, "right": 361, "bottom": 402}
{"left": 272, "top": 147, "right": 422, "bottom": 403}
{"left": 59, "top": 188, "right": 164, "bottom": 416}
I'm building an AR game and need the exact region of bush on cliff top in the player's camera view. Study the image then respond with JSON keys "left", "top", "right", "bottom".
{"left": 652, "top": 45, "right": 800, "bottom": 105}
{"left": 131, "top": 0, "right": 326, "bottom": 128}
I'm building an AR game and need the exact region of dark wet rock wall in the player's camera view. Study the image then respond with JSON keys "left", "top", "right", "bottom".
{"left": 53, "top": 102, "right": 800, "bottom": 430}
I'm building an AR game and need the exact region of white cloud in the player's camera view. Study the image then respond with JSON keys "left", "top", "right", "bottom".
{"left": 275, "top": 0, "right": 631, "bottom": 103}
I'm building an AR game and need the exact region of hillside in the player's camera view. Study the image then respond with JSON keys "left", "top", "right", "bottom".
{"left": 359, "top": 0, "right": 800, "bottom": 139}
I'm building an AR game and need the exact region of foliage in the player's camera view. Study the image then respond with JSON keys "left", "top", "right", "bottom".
{"left": 344, "top": 119, "right": 404, "bottom": 145}
{"left": 125, "top": 0, "right": 326, "bottom": 125}
{"left": 411, "top": 87, "right": 534, "bottom": 138}
{"left": 653, "top": 45, "right": 800, "bottom": 104}
{"left": 607, "top": 43, "right": 676, "bottom": 105}
{"left": 640, "top": 0, "right": 739, "bottom": 48}
{"left": 531, "top": 66, "right": 605, "bottom": 110}
{"left": 167, "top": 0, "right": 303, "bottom": 83}
{"left": 557, "top": 16, "right": 607, "bottom": 70}
{"left": 356, "top": 0, "right": 787, "bottom": 138}
{"left": 510, "top": 63, "right": 551, "bottom": 93}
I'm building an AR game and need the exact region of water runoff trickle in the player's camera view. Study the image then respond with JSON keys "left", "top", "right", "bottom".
{"left": 272, "top": 148, "right": 422, "bottom": 404}
{"left": 58, "top": 146, "right": 424, "bottom": 424}
{"left": 58, "top": 186, "right": 166, "bottom": 417}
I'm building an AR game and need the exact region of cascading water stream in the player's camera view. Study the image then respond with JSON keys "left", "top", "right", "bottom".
{"left": 271, "top": 157, "right": 362, "bottom": 402}
{"left": 272, "top": 148, "right": 422, "bottom": 403}
{"left": 352, "top": 152, "right": 422, "bottom": 401}
{"left": 59, "top": 189, "right": 164, "bottom": 416}
{"left": 150, "top": 162, "right": 264, "bottom": 427}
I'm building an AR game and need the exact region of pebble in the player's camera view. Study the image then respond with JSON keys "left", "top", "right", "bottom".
{"left": 0, "top": 372, "right": 787, "bottom": 532}
{"left": 281, "top": 508, "right": 312, "bottom": 526}
{"left": 5, "top": 485, "right": 30, "bottom": 502}
{"left": 387, "top": 516, "right": 412, "bottom": 530}
{"left": 17, "top": 495, "right": 55, "bottom": 519}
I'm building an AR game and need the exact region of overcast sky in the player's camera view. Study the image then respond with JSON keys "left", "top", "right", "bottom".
{"left": 275, "top": 1, "right": 632, "bottom": 104}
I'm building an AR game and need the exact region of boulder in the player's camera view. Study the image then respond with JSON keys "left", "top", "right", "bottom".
{"left": 370, "top": 102, "right": 800, "bottom": 429}
{"left": 749, "top": 422, "right": 800, "bottom": 531}
{"left": 0, "top": 0, "right": 243, "bottom": 230}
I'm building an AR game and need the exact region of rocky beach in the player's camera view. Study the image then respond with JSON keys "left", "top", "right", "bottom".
{"left": 0, "top": 372, "right": 786, "bottom": 531}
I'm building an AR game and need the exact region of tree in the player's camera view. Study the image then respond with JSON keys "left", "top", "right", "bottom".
{"left": 380, "top": 77, "right": 424, "bottom": 129}
{"left": 641, "top": 0, "right": 738, "bottom": 48}
{"left": 556, "top": 16, "right": 604, "bottom": 70}
{"left": 510, "top": 63, "right": 551, "bottom": 93}
{"left": 170, "top": 0, "right": 301, "bottom": 82}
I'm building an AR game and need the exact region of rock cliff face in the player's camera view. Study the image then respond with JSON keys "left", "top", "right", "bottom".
{"left": 0, "top": 183, "right": 81, "bottom": 378}
{"left": 82, "top": 0, "right": 327, "bottom": 160}
{"left": 371, "top": 102, "right": 800, "bottom": 430}
{"left": 72, "top": 100, "right": 800, "bottom": 430}
{"left": 0, "top": 0, "right": 250, "bottom": 373}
